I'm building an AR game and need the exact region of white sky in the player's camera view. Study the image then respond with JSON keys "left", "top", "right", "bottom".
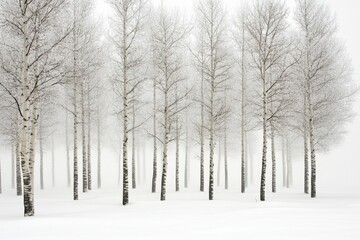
{"left": 95, "top": 0, "right": 360, "bottom": 82}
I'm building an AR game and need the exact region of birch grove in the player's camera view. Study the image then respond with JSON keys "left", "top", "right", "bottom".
{"left": 0, "top": 0, "right": 357, "bottom": 217}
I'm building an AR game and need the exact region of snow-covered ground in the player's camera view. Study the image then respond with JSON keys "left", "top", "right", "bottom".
{"left": 1, "top": 186, "right": 360, "bottom": 240}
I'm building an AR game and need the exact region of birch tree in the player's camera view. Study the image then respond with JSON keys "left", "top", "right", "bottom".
{"left": 196, "top": 0, "right": 231, "bottom": 200}
{"left": 244, "top": 0, "right": 300, "bottom": 201}
{"left": 109, "top": 0, "right": 147, "bottom": 205}
{"left": 151, "top": 57, "right": 158, "bottom": 193}
{"left": 234, "top": 7, "right": 253, "bottom": 193}
{"left": 0, "top": 0, "right": 71, "bottom": 216}
{"left": 295, "top": 0, "right": 355, "bottom": 198}
{"left": 151, "top": 5, "right": 189, "bottom": 201}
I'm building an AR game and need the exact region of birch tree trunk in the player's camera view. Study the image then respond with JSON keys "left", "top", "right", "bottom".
{"left": 20, "top": 10, "right": 34, "bottom": 216}
{"left": 260, "top": 72, "right": 268, "bottom": 201}
{"left": 40, "top": 124, "right": 44, "bottom": 190}
{"left": 306, "top": 25, "right": 316, "bottom": 197}
{"left": 27, "top": 27, "right": 40, "bottom": 208}
{"left": 131, "top": 101, "right": 136, "bottom": 189}
{"left": 308, "top": 90, "right": 316, "bottom": 197}
{"left": 282, "top": 136, "right": 287, "bottom": 187}
{"left": 200, "top": 69, "right": 205, "bottom": 192}
{"left": 271, "top": 125, "right": 276, "bottom": 193}
{"left": 137, "top": 139, "right": 141, "bottom": 184}
{"left": 248, "top": 139, "right": 253, "bottom": 185}
{"left": 73, "top": 81, "right": 79, "bottom": 200}
{"left": 217, "top": 141, "right": 221, "bottom": 187}
{"left": 286, "top": 138, "right": 293, "bottom": 188}
{"left": 175, "top": 104, "right": 180, "bottom": 192}
{"left": 160, "top": 81, "right": 169, "bottom": 201}
{"left": 152, "top": 77, "right": 157, "bottom": 193}
{"left": 240, "top": 14, "right": 246, "bottom": 193}
{"left": 118, "top": 139, "right": 122, "bottom": 186}
{"left": 87, "top": 83, "right": 92, "bottom": 191}
{"left": 304, "top": 96, "right": 309, "bottom": 194}
{"left": 244, "top": 133, "right": 249, "bottom": 188}
{"left": 209, "top": 73, "right": 215, "bottom": 201}
{"left": 73, "top": 6, "right": 79, "bottom": 199}
{"left": 11, "top": 144, "right": 15, "bottom": 189}
{"left": 81, "top": 82, "right": 88, "bottom": 193}
{"left": 122, "top": 47, "right": 129, "bottom": 205}
{"left": 66, "top": 103, "right": 71, "bottom": 187}
{"left": 184, "top": 113, "right": 189, "bottom": 188}
{"left": 15, "top": 114, "right": 22, "bottom": 196}
{"left": 97, "top": 105, "right": 101, "bottom": 189}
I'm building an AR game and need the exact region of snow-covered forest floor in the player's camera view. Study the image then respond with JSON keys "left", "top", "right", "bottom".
{"left": 1, "top": 186, "right": 360, "bottom": 240}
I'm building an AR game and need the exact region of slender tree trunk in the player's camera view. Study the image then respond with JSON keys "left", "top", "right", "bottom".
{"left": 118, "top": 139, "right": 122, "bottom": 186}
{"left": 122, "top": 93, "right": 129, "bottom": 205}
{"left": 241, "top": 128, "right": 246, "bottom": 192}
{"left": 15, "top": 114, "right": 22, "bottom": 196}
{"left": 244, "top": 133, "right": 249, "bottom": 188}
{"left": 131, "top": 101, "right": 136, "bottom": 189}
{"left": 224, "top": 87, "right": 228, "bottom": 189}
{"left": 73, "top": 7, "right": 79, "bottom": 199}
{"left": 209, "top": 76, "right": 215, "bottom": 201}
{"left": 240, "top": 17, "right": 246, "bottom": 193}
{"left": 66, "top": 103, "right": 71, "bottom": 187}
{"left": 286, "top": 138, "right": 293, "bottom": 188}
{"left": 304, "top": 96, "right": 309, "bottom": 194}
{"left": 122, "top": 17, "right": 129, "bottom": 204}
{"left": 304, "top": 0, "right": 317, "bottom": 199}
{"left": 20, "top": 13, "right": 34, "bottom": 216}
{"left": 260, "top": 71, "right": 268, "bottom": 202}
{"left": 200, "top": 69, "right": 205, "bottom": 192}
{"left": 87, "top": 83, "right": 92, "bottom": 191}
{"left": 271, "top": 125, "right": 276, "bottom": 193}
{"left": 40, "top": 125, "right": 44, "bottom": 190}
{"left": 184, "top": 115, "right": 189, "bottom": 188}
{"left": 81, "top": 82, "right": 87, "bottom": 193}
{"left": 11, "top": 144, "right": 15, "bottom": 189}
{"left": 73, "top": 81, "right": 79, "bottom": 200}
{"left": 217, "top": 140, "right": 221, "bottom": 187}
{"left": 152, "top": 76, "right": 157, "bottom": 193}
{"left": 27, "top": 92, "right": 38, "bottom": 217}
{"left": 282, "top": 136, "right": 287, "bottom": 187}
{"left": 137, "top": 139, "right": 141, "bottom": 184}
{"left": 29, "top": 33, "right": 40, "bottom": 202}
{"left": 160, "top": 83, "right": 169, "bottom": 201}
{"left": 97, "top": 106, "right": 101, "bottom": 189}
{"left": 175, "top": 108, "right": 180, "bottom": 192}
